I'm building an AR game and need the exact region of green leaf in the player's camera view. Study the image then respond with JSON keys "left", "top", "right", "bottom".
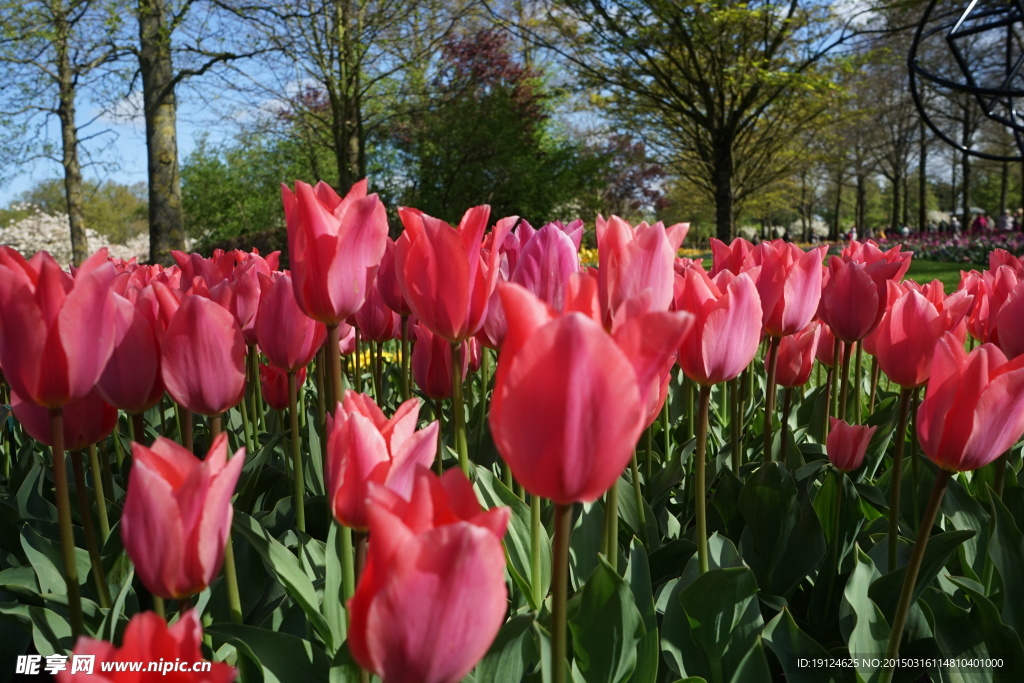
{"left": 988, "top": 491, "right": 1024, "bottom": 635}
{"left": 569, "top": 557, "right": 644, "bottom": 683}
{"left": 207, "top": 624, "right": 330, "bottom": 683}
{"left": 0, "top": 604, "right": 73, "bottom": 655}
{"left": 840, "top": 547, "right": 889, "bottom": 683}
{"left": 616, "top": 478, "right": 660, "bottom": 551}
{"left": 475, "top": 613, "right": 536, "bottom": 683}
{"left": 942, "top": 476, "right": 990, "bottom": 581}
{"left": 679, "top": 567, "right": 759, "bottom": 663}
{"left": 727, "top": 639, "right": 771, "bottom": 683}
{"left": 569, "top": 501, "right": 605, "bottom": 591}
{"left": 626, "top": 540, "right": 658, "bottom": 683}
{"left": 20, "top": 525, "right": 89, "bottom": 596}
{"left": 322, "top": 523, "right": 346, "bottom": 650}
{"left": 99, "top": 565, "right": 134, "bottom": 643}
{"left": 812, "top": 469, "right": 863, "bottom": 571}
{"left": 762, "top": 608, "right": 830, "bottom": 683}
{"left": 474, "top": 466, "right": 551, "bottom": 610}
{"left": 233, "top": 511, "right": 332, "bottom": 649}
{"left": 946, "top": 577, "right": 1024, "bottom": 682}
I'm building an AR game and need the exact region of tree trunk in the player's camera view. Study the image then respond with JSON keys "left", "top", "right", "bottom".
{"left": 1000, "top": 160, "right": 1008, "bottom": 215}
{"left": 55, "top": 7, "right": 88, "bottom": 266}
{"left": 331, "top": 0, "right": 363, "bottom": 194}
{"left": 139, "top": 0, "right": 185, "bottom": 265}
{"left": 856, "top": 172, "right": 866, "bottom": 236}
{"left": 712, "top": 136, "right": 735, "bottom": 241}
{"left": 918, "top": 120, "right": 927, "bottom": 231}
{"left": 831, "top": 178, "right": 842, "bottom": 241}
{"left": 890, "top": 174, "right": 900, "bottom": 233}
{"left": 961, "top": 150, "right": 971, "bottom": 232}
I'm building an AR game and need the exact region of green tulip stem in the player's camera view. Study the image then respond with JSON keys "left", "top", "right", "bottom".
{"left": 763, "top": 338, "right": 779, "bottom": 462}
{"left": 450, "top": 342, "right": 469, "bottom": 476}
{"left": 212, "top": 417, "right": 243, "bottom": 624}
{"left": 401, "top": 315, "right": 411, "bottom": 400}
{"left": 341, "top": 525, "right": 355, "bottom": 603}
{"left": 239, "top": 377, "right": 256, "bottom": 455}
{"left": 71, "top": 450, "right": 111, "bottom": 608}
{"left": 911, "top": 388, "right": 922, "bottom": 526}
{"left": 780, "top": 387, "right": 794, "bottom": 466}
{"left": 131, "top": 413, "right": 145, "bottom": 446}
{"left": 881, "top": 469, "right": 952, "bottom": 683}
{"left": 869, "top": 356, "right": 881, "bottom": 413}
{"left": 531, "top": 493, "right": 544, "bottom": 609}
{"left": 552, "top": 503, "right": 573, "bottom": 683}
{"left": 371, "top": 341, "right": 382, "bottom": 402}
{"left": 837, "top": 340, "right": 853, "bottom": 421}
{"left": 153, "top": 595, "right": 166, "bottom": 620}
{"left": 662, "top": 400, "right": 671, "bottom": 464}
{"left": 353, "top": 329, "right": 363, "bottom": 394}
{"left": 87, "top": 444, "right": 110, "bottom": 541}
{"left": 315, "top": 348, "right": 328, "bottom": 464}
{"left": 824, "top": 468, "right": 844, "bottom": 611}
{"left": 683, "top": 376, "right": 695, "bottom": 446}
{"left": 603, "top": 482, "right": 619, "bottom": 571}
{"left": 644, "top": 422, "right": 654, "bottom": 484}
{"left": 99, "top": 440, "right": 116, "bottom": 515}
{"left": 853, "top": 341, "right": 863, "bottom": 424}
{"left": 112, "top": 420, "right": 125, "bottom": 469}
{"left": 695, "top": 385, "right": 713, "bottom": 574}
{"left": 433, "top": 398, "right": 445, "bottom": 474}
{"left": 289, "top": 371, "right": 306, "bottom": 533}
{"left": 630, "top": 452, "right": 648, "bottom": 545}
{"left": 181, "top": 408, "right": 193, "bottom": 454}
{"left": 888, "top": 387, "right": 915, "bottom": 571}
{"left": 327, "top": 325, "right": 345, "bottom": 407}
{"left": 49, "top": 409, "right": 84, "bottom": 636}
{"left": 729, "top": 377, "right": 741, "bottom": 473}
{"left": 248, "top": 349, "right": 264, "bottom": 436}
{"left": 476, "top": 349, "right": 491, "bottom": 453}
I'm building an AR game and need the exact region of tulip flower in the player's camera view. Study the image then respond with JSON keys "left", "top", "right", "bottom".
{"left": 255, "top": 272, "right": 327, "bottom": 372}
{"left": 674, "top": 266, "right": 762, "bottom": 386}
{"left": 751, "top": 240, "right": 825, "bottom": 338}
{"left": 376, "top": 237, "right": 412, "bottom": 317}
{"left": 596, "top": 215, "right": 688, "bottom": 324}
{"left": 348, "top": 468, "right": 509, "bottom": 683}
{"left": 12, "top": 387, "right": 117, "bottom": 451}
{"left": 708, "top": 236, "right": 756, "bottom": 276}
{"left": 773, "top": 322, "right": 822, "bottom": 388}
{"left": 57, "top": 610, "right": 236, "bottom": 683}
{"left": 395, "top": 205, "right": 511, "bottom": 343}
{"left": 161, "top": 294, "right": 246, "bottom": 416}
{"left": 820, "top": 256, "right": 901, "bottom": 343}
{"left": 326, "top": 392, "right": 439, "bottom": 530}
{"left": 97, "top": 293, "right": 164, "bottom": 414}
{"left": 412, "top": 323, "right": 466, "bottom": 400}
{"left": 259, "top": 364, "right": 305, "bottom": 411}
{"left": 354, "top": 275, "right": 402, "bottom": 342}
{"left": 121, "top": 433, "right": 244, "bottom": 600}
{"left": 826, "top": 418, "right": 876, "bottom": 472}
{"left": 874, "top": 286, "right": 957, "bottom": 389}
{"left": 281, "top": 179, "right": 389, "bottom": 324}
{"left": 0, "top": 248, "right": 117, "bottom": 408}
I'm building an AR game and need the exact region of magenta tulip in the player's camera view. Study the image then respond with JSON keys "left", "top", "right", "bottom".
{"left": 826, "top": 418, "right": 877, "bottom": 472}
{"left": 751, "top": 240, "right": 825, "bottom": 337}
{"left": 121, "top": 433, "right": 244, "bottom": 599}
{"left": 97, "top": 293, "right": 164, "bottom": 413}
{"left": 12, "top": 387, "right": 117, "bottom": 451}
{"left": 255, "top": 272, "right": 327, "bottom": 371}
{"left": 773, "top": 322, "right": 822, "bottom": 388}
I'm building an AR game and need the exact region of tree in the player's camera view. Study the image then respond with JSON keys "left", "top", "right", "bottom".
{"left": 524, "top": 0, "right": 877, "bottom": 240}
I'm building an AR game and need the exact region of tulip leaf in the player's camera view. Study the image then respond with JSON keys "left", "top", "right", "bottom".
{"left": 20, "top": 524, "right": 89, "bottom": 597}
{"left": 474, "top": 466, "right": 551, "bottom": 610}
{"left": 812, "top": 470, "right": 863, "bottom": 572}
{"left": 322, "top": 523, "right": 347, "bottom": 650}
{"left": 476, "top": 613, "right": 536, "bottom": 683}
{"left": 626, "top": 539, "right": 658, "bottom": 683}
{"left": 920, "top": 587, "right": 994, "bottom": 673}
{"left": 569, "top": 556, "right": 644, "bottom": 683}
{"left": 233, "top": 512, "right": 332, "bottom": 650}
{"left": 0, "top": 603, "right": 73, "bottom": 656}
{"left": 726, "top": 639, "right": 770, "bottom": 683}
{"left": 983, "top": 493, "right": 1024, "bottom": 636}
{"left": 570, "top": 501, "right": 605, "bottom": 591}
{"left": 946, "top": 576, "right": 1024, "bottom": 680}
{"left": 839, "top": 547, "right": 889, "bottom": 683}
{"left": 616, "top": 478, "right": 660, "bottom": 551}
{"left": 678, "top": 567, "right": 760, "bottom": 665}
{"left": 207, "top": 624, "right": 330, "bottom": 683}
{"left": 762, "top": 608, "right": 830, "bottom": 683}
{"left": 98, "top": 565, "right": 134, "bottom": 643}
{"left": 941, "top": 476, "right": 990, "bottom": 582}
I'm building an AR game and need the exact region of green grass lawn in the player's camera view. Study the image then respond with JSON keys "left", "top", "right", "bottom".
{"left": 906, "top": 259, "right": 969, "bottom": 292}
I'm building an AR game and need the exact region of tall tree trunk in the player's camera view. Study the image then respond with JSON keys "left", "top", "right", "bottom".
{"left": 139, "top": 0, "right": 184, "bottom": 265}
{"left": 890, "top": 174, "right": 900, "bottom": 233}
{"left": 902, "top": 174, "right": 909, "bottom": 228}
{"left": 1000, "top": 160, "right": 1009, "bottom": 215}
{"left": 856, "top": 172, "right": 866, "bottom": 236}
{"left": 961, "top": 151, "right": 971, "bottom": 232}
{"left": 831, "top": 177, "right": 842, "bottom": 241}
{"left": 712, "top": 135, "right": 734, "bottom": 241}
{"left": 918, "top": 120, "right": 927, "bottom": 231}
{"left": 331, "top": 0, "right": 363, "bottom": 193}
{"left": 55, "top": 7, "right": 88, "bottom": 266}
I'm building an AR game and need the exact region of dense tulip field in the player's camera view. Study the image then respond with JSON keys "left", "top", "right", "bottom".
{"left": 2, "top": 179, "right": 1024, "bottom": 683}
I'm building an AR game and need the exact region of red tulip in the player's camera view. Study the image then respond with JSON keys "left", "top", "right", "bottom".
{"left": 259, "top": 364, "right": 305, "bottom": 411}
{"left": 490, "top": 283, "right": 690, "bottom": 503}
{"left": 411, "top": 323, "right": 466, "bottom": 400}
{"left": 827, "top": 418, "right": 877, "bottom": 472}
{"left": 281, "top": 179, "right": 389, "bottom": 324}
{"left": 354, "top": 275, "right": 402, "bottom": 342}
{"left": 325, "top": 392, "right": 438, "bottom": 530}
{"left": 709, "top": 236, "right": 755, "bottom": 277}
{"left": 751, "top": 240, "right": 825, "bottom": 337}
{"left": 674, "top": 266, "right": 763, "bottom": 386}
{"left": 773, "top": 322, "right": 822, "bottom": 388}
{"left": 917, "top": 333, "right": 1024, "bottom": 471}
{"left": 121, "top": 433, "right": 244, "bottom": 599}
{"left": 596, "top": 215, "right": 688, "bottom": 323}
{"left": 815, "top": 321, "right": 839, "bottom": 367}
{"left": 348, "top": 468, "right": 509, "bottom": 683}
{"left": 255, "top": 272, "right": 327, "bottom": 371}
{"left": 841, "top": 239, "right": 912, "bottom": 279}
{"left": 376, "top": 236, "right": 412, "bottom": 317}
{"left": 57, "top": 610, "right": 236, "bottom": 682}
{"left": 820, "top": 255, "right": 900, "bottom": 342}
{"left": 161, "top": 294, "right": 246, "bottom": 416}
{"left": 97, "top": 294, "right": 164, "bottom": 413}
{"left": 12, "top": 387, "right": 117, "bottom": 451}
{"left": 0, "top": 248, "right": 117, "bottom": 408}
{"left": 995, "top": 283, "right": 1024, "bottom": 358}
{"left": 395, "top": 205, "right": 512, "bottom": 343}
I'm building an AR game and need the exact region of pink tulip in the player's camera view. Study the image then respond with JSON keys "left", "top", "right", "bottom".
{"left": 161, "top": 294, "right": 246, "bottom": 416}
{"left": 596, "top": 215, "right": 688, "bottom": 323}
{"left": 325, "top": 392, "right": 438, "bottom": 530}
{"left": 348, "top": 468, "right": 509, "bottom": 683}
{"left": 917, "top": 333, "right": 1024, "bottom": 471}
{"left": 411, "top": 323, "right": 466, "bottom": 400}
{"left": 773, "top": 322, "right": 822, "bottom": 388}
{"left": 815, "top": 321, "right": 839, "bottom": 367}
{"left": 255, "top": 272, "right": 327, "bottom": 372}
{"left": 820, "top": 255, "right": 901, "bottom": 342}
{"left": 0, "top": 248, "right": 117, "bottom": 408}
{"left": 490, "top": 282, "right": 689, "bottom": 503}
{"left": 708, "top": 236, "right": 756, "bottom": 276}
{"left": 57, "top": 610, "right": 236, "bottom": 683}
{"left": 674, "top": 266, "right": 763, "bottom": 386}
{"left": 259, "top": 364, "right": 305, "bottom": 411}
{"left": 354, "top": 275, "right": 402, "bottom": 342}
{"left": 97, "top": 294, "right": 164, "bottom": 413}
{"left": 121, "top": 434, "right": 244, "bottom": 599}
{"left": 281, "top": 179, "right": 389, "bottom": 324}
{"left": 827, "top": 418, "right": 877, "bottom": 472}
{"left": 12, "top": 387, "right": 117, "bottom": 451}
{"left": 751, "top": 240, "right": 825, "bottom": 337}
{"left": 376, "top": 236, "right": 412, "bottom": 317}
{"left": 395, "top": 205, "right": 511, "bottom": 342}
